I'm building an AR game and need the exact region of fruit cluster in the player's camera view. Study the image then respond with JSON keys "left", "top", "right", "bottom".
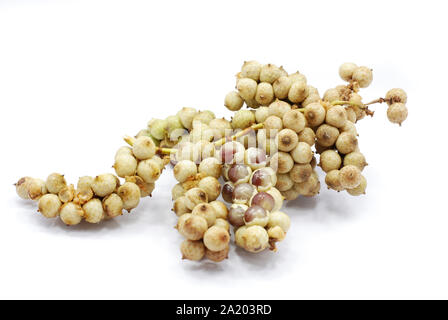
{"left": 225, "top": 61, "right": 408, "bottom": 200}
{"left": 220, "top": 144, "right": 291, "bottom": 253}
{"left": 15, "top": 135, "right": 168, "bottom": 225}
{"left": 172, "top": 142, "right": 231, "bottom": 261}
{"left": 15, "top": 60, "right": 407, "bottom": 263}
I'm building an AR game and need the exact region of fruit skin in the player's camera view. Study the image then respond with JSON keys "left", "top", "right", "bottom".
{"left": 339, "top": 62, "right": 358, "bottom": 81}
{"left": 177, "top": 107, "right": 198, "bottom": 130}
{"left": 232, "top": 183, "right": 256, "bottom": 205}
{"left": 250, "top": 191, "right": 275, "bottom": 212}
{"left": 255, "top": 82, "right": 274, "bottom": 106}
{"left": 237, "top": 78, "right": 257, "bottom": 101}
{"left": 293, "top": 173, "right": 320, "bottom": 197}
{"left": 270, "top": 152, "right": 294, "bottom": 174}
{"left": 281, "top": 188, "right": 300, "bottom": 201}
{"left": 148, "top": 119, "right": 167, "bottom": 140}
{"left": 27, "top": 178, "right": 47, "bottom": 200}
{"left": 228, "top": 204, "right": 247, "bottom": 228}
{"left": 319, "top": 150, "right": 342, "bottom": 173}
{"left": 173, "top": 160, "right": 197, "bottom": 183}
{"left": 181, "top": 240, "right": 205, "bottom": 261}
{"left": 259, "top": 64, "right": 282, "bottom": 83}
{"left": 15, "top": 177, "right": 34, "bottom": 200}
{"left": 203, "top": 226, "right": 230, "bottom": 252}
{"left": 291, "top": 142, "right": 313, "bottom": 164}
{"left": 228, "top": 164, "right": 252, "bottom": 185}
{"left": 82, "top": 198, "right": 104, "bottom": 224}
{"left": 282, "top": 110, "right": 306, "bottom": 133}
{"left": 387, "top": 103, "right": 408, "bottom": 125}
{"left": 91, "top": 174, "right": 117, "bottom": 197}
{"left": 38, "top": 194, "right": 62, "bottom": 218}
{"left": 198, "top": 177, "right": 221, "bottom": 202}
{"left": 268, "top": 100, "right": 291, "bottom": 119}
{"left": 177, "top": 214, "right": 208, "bottom": 241}
{"left": 276, "top": 129, "right": 299, "bottom": 152}
{"left": 117, "top": 182, "right": 141, "bottom": 212}
{"left": 326, "top": 106, "right": 347, "bottom": 128}
{"left": 59, "top": 202, "right": 84, "bottom": 226}
{"left": 199, "top": 157, "right": 222, "bottom": 179}
{"left": 205, "top": 246, "right": 229, "bottom": 262}
{"left": 209, "top": 201, "right": 228, "bottom": 220}
{"left": 102, "top": 193, "right": 124, "bottom": 218}
{"left": 316, "top": 124, "right": 340, "bottom": 147}
{"left": 347, "top": 175, "right": 367, "bottom": 196}
{"left": 264, "top": 116, "right": 283, "bottom": 138}
{"left": 46, "top": 173, "right": 67, "bottom": 194}
{"left": 265, "top": 187, "right": 284, "bottom": 212}
{"left": 343, "top": 152, "right": 367, "bottom": 171}
{"left": 58, "top": 184, "right": 75, "bottom": 203}
{"left": 275, "top": 174, "right": 294, "bottom": 192}
{"left": 386, "top": 88, "right": 407, "bottom": 106}
{"left": 193, "top": 111, "right": 215, "bottom": 125}
{"left": 255, "top": 107, "right": 270, "bottom": 124}
{"left": 352, "top": 66, "right": 373, "bottom": 88}
{"left": 173, "top": 196, "right": 191, "bottom": 217}
{"left": 273, "top": 76, "right": 292, "bottom": 99}
{"left": 209, "top": 118, "right": 231, "bottom": 139}
{"left": 289, "top": 164, "right": 312, "bottom": 184}
{"left": 323, "top": 88, "right": 341, "bottom": 103}
{"left": 267, "top": 211, "right": 291, "bottom": 233}
{"left": 240, "top": 60, "right": 261, "bottom": 81}
{"left": 213, "top": 218, "right": 230, "bottom": 232}
{"left": 240, "top": 225, "right": 269, "bottom": 253}
{"left": 171, "top": 183, "right": 185, "bottom": 201}
{"left": 243, "top": 205, "right": 269, "bottom": 227}
{"left": 298, "top": 128, "right": 316, "bottom": 146}
{"left": 192, "top": 203, "right": 217, "bottom": 227}
{"left": 339, "top": 165, "right": 362, "bottom": 189}
{"left": 231, "top": 110, "right": 255, "bottom": 130}
{"left": 325, "top": 170, "right": 344, "bottom": 191}
{"left": 184, "top": 188, "right": 208, "bottom": 210}
{"left": 304, "top": 102, "right": 326, "bottom": 127}
{"left": 114, "top": 154, "right": 137, "bottom": 178}
{"left": 288, "top": 79, "right": 308, "bottom": 103}
{"left": 76, "top": 176, "right": 94, "bottom": 190}
{"left": 132, "top": 136, "right": 156, "bottom": 160}
{"left": 336, "top": 132, "right": 358, "bottom": 154}
{"left": 251, "top": 167, "right": 277, "bottom": 192}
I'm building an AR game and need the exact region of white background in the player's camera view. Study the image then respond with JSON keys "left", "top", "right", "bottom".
{"left": 1, "top": 0, "right": 447, "bottom": 300}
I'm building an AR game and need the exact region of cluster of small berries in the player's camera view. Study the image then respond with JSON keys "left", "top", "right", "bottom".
{"left": 15, "top": 60, "right": 408, "bottom": 264}
{"left": 16, "top": 173, "right": 138, "bottom": 225}
{"left": 220, "top": 141, "right": 290, "bottom": 252}
{"left": 224, "top": 61, "right": 408, "bottom": 199}
{"left": 172, "top": 152, "right": 231, "bottom": 262}
{"left": 145, "top": 107, "right": 236, "bottom": 149}
{"left": 15, "top": 133, "right": 168, "bottom": 225}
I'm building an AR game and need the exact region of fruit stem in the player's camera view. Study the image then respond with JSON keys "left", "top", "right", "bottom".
{"left": 156, "top": 147, "right": 177, "bottom": 155}
{"left": 331, "top": 100, "right": 366, "bottom": 109}
{"left": 364, "top": 97, "right": 387, "bottom": 106}
{"left": 214, "top": 123, "right": 264, "bottom": 147}
{"left": 124, "top": 135, "right": 136, "bottom": 146}
{"left": 133, "top": 123, "right": 265, "bottom": 155}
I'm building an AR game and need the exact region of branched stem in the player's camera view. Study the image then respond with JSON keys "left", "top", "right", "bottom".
{"left": 365, "top": 97, "right": 387, "bottom": 106}
{"left": 149, "top": 123, "right": 265, "bottom": 155}
{"left": 214, "top": 123, "right": 264, "bottom": 147}
{"left": 156, "top": 147, "right": 177, "bottom": 155}
{"left": 331, "top": 100, "right": 366, "bottom": 109}
{"left": 331, "top": 97, "right": 390, "bottom": 110}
